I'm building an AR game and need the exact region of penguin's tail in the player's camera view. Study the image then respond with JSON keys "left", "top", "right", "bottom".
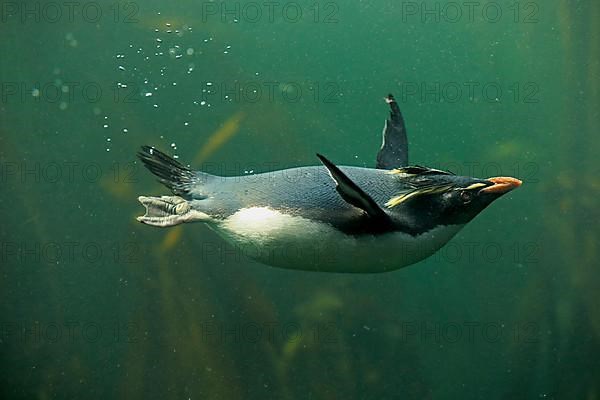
{"left": 136, "top": 146, "right": 213, "bottom": 227}
{"left": 137, "top": 145, "right": 213, "bottom": 197}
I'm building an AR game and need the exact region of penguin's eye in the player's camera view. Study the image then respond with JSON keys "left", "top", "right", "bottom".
{"left": 460, "top": 190, "right": 473, "bottom": 204}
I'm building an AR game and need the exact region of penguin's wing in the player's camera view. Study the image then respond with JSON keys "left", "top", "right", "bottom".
{"left": 317, "top": 154, "right": 391, "bottom": 222}
{"left": 376, "top": 94, "right": 408, "bottom": 169}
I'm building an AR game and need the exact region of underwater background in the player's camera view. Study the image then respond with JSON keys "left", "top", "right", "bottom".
{"left": 1, "top": 0, "right": 599, "bottom": 398}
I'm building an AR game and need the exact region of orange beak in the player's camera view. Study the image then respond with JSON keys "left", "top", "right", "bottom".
{"left": 480, "top": 177, "right": 523, "bottom": 194}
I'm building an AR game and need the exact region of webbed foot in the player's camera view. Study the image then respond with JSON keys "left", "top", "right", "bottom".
{"left": 137, "top": 196, "right": 210, "bottom": 227}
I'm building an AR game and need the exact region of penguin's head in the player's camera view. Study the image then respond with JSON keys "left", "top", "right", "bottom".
{"left": 385, "top": 167, "right": 522, "bottom": 232}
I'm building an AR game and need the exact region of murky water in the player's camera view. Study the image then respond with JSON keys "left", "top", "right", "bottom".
{"left": 1, "top": 0, "right": 598, "bottom": 398}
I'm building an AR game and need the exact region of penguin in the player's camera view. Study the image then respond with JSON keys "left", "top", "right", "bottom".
{"left": 136, "top": 94, "right": 522, "bottom": 273}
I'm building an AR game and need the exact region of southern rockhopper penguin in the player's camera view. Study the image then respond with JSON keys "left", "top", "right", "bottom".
{"left": 136, "top": 94, "right": 522, "bottom": 273}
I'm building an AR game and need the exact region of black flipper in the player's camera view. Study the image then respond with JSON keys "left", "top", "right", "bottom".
{"left": 376, "top": 94, "right": 408, "bottom": 169}
{"left": 317, "top": 153, "right": 391, "bottom": 222}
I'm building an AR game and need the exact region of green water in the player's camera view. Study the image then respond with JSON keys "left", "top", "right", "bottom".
{"left": 1, "top": 0, "right": 598, "bottom": 398}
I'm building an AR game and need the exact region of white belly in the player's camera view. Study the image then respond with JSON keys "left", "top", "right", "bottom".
{"left": 209, "top": 207, "right": 464, "bottom": 273}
